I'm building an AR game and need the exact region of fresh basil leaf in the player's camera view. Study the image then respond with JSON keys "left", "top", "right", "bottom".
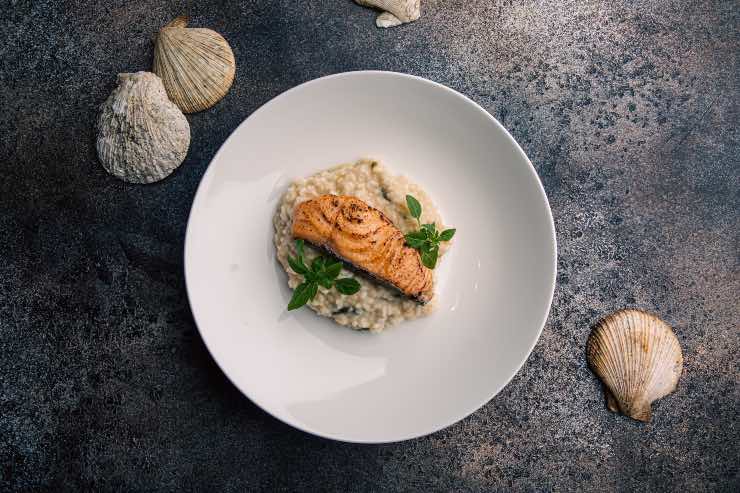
{"left": 287, "top": 255, "right": 308, "bottom": 275}
{"left": 419, "top": 240, "right": 435, "bottom": 254}
{"left": 311, "top": 256, "right": 325, "bottom": 273}
{"left": 421, "top": 247, "right": 439, "bottom": 269}
{"left": 295, "top": 239, "right": 305, "bottom": 260}
{"left": 303, "top": 270, "right": 317, "bottom": 283}
{"left": 307, "top": 281, "right": 318, "bottom": 301}
{"left": 421, "top": 223, "right": 437, "bottom": 235}
{"left": 405, "top": 233, "right": 426, "bottom": 249}
{"left": 335, "top": 277, "right": 361, "bottom": 295}
{"left": 406, "top": 195, "right": 422, "bottom": 220}
{"left": 439, "top": 228, "right": 456, "bottom": 241}
{"left": 319, "top": 277, "right": 333, "bottom": 289}
{"left": 324, "top": 261, "right": 342, "bottom": 280}
{"left": 406, "top": 238, "right": 426, "bottom": 249}
{"left": 288, "top": 281, "right": 317, "bottom": 310}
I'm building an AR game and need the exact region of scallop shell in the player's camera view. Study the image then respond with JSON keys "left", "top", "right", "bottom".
{"left": 96, "top": 72, "right": 190, "bottom": 184}
{"left": 355, "top": 0, "right": 421, "bottom": 28}
{"left": 586, "top": 309, "right": 683, "bottom": 422}
{"left": 153, "top": 16, "right": 236, "bottom": 113}
{"left": 376, "top": 11, "right": 404, "bottom": 28}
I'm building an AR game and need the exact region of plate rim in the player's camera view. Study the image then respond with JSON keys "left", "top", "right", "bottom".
{"left": 184, "top": 70, "right": 558, "bottom": 443}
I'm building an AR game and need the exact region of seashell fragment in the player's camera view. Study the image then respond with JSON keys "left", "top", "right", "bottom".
{"left": 586, "top": 309, "right": 683, "bottom": 422}
{"left": 96, "top": 71, "right": 190, "bottom": 184}
{"left": 376, "top": 11, "right": 404, "bottom": 28}
{"left": 153, "top": 16, "right": 236, "bottom": 113}
{"left": 355, "top": 0, "right": 421, "bottom": 28}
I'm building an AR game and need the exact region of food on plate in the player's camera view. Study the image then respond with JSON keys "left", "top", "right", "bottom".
{"left": 292, "top": 194, "right": 433, "bottom": 303}
{"left": 273, "top": 159, "right": 454, "bottom": 331}
{"left": 586, "top": 309, "right": 683, "bottom": 422}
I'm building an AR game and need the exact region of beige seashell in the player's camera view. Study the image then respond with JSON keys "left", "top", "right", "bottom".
{"left": 376, "top": 11, "right": 404, "bottom": 28}
{"left": 355, "top": 0, "right": 421, "bottom": 28}
{"left": 153, "top": 16, "right": 236, "bottom": 113}
{"left": 586, "top": 309, "right": 683, "bottom": 422}
{"left": 96, "top": 71, "right": 190, "bottom": 184}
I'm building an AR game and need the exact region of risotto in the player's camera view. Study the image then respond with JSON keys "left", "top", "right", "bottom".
{"left": 273, "top": 159, "right": 450, "bottom": 331}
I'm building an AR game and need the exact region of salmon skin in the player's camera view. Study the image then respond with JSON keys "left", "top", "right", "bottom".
{"left": 291, "top": 194, "right": 434, "bottom": 303}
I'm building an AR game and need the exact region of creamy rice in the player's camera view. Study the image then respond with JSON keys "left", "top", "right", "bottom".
{"left": 273, "top": 159, "right": 450, "bottom": 332}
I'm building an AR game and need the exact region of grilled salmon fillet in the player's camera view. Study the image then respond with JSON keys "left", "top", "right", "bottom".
{"left": 292, "top": 194, "right": 434, "bottom": 303}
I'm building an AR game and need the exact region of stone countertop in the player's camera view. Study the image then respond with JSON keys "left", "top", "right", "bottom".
{"left": 1, "top": 1, "right": 737, "bottom": 491}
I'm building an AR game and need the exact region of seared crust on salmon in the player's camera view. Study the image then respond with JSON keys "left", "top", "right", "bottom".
{"left": 292, "top": 195, "right": 434, "bottom": 303}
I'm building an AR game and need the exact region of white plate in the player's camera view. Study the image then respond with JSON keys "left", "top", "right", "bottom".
{"left": 185, "top": 71, "right": 556, "bottom": 443}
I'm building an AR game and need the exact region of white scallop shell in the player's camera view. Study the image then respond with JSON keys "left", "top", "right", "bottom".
{"left": 355, "top": 0, "right": 421, "bottom": 28}
{"left": 96, "top": 72, "right": 190, "bottom": 184}
{"left": 153, "top": 16, "right": 236, "bottom": 113}
{"left": 587, "top": 309, "right": 683, "bottom": 422}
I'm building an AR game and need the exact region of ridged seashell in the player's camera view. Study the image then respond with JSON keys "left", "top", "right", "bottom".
{"left": 96, "top": 72, "right": 190, "bottom": 184}
{"left": 586, "top": 309, "right": 683, "bottom": 422}
{"left": 153, "top": 16, "right": 236, "bottom": 113}
{"left": 355, "top": 0, "right": 421, "bottom": 28}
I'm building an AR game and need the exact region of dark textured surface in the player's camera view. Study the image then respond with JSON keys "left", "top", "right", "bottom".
{"left": 1, "top": 0, "right": 738, "bottom": 491}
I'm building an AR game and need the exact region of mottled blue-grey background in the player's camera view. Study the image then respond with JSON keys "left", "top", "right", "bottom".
{"left": 1, "top": 1, "right": 738, "bottom": 491}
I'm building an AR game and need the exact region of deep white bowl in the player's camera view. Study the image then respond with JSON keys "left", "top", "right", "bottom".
{"left": 185, "top": 71, "right": 556, "bottom": 443}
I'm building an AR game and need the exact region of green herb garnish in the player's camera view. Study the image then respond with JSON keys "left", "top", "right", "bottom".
{"left": 404, "top": 195, "right": 456, "bottom": 269}
{"left": 287, "top": 239, "right": 361, "bottom": 310}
